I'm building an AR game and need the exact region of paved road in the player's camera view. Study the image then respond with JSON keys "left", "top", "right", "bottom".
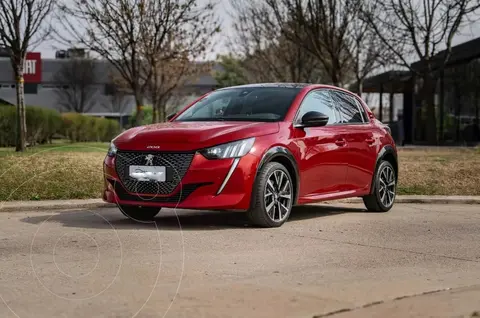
{"left": 1, "top": 203, "right": 480, "bottom": 318}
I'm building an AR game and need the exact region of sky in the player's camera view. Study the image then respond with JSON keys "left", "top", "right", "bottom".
{"left": 36, "top": 1, "right": 480, "bottom": 61}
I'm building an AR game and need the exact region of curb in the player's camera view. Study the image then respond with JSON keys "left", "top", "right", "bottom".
{"left": 1, "top": 196, "right": 480, "bottom": 213}
{"left": 333, "top": 196, "right": 480, "bottom": 205}
{"left": 0, "top": 199, "right": 112, "bottom": 213}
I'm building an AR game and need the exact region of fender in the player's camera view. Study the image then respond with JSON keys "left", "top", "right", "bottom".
{"left": 253, "top": 146, "right": 300, "bottom": 205}
{"left": 369, "top": 144, "right": 398, "bottom": 194}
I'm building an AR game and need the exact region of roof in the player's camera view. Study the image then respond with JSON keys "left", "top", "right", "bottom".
{"left": 411, "top": 37, "right": 480, "bottom": 72}
{"left": 218, "top": 83, "right": 313, "bottom": 90}
{"left": 351, "top": 70, "right": 412, "bottom": 93}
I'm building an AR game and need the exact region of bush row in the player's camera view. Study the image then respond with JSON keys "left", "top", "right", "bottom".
{"left": 0, "top": 105, "right": 120, "bottom": 146}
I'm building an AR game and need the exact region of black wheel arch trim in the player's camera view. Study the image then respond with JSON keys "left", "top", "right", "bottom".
{"left": 369, "top": 145, "right": 398, "bottom": 194}
{"left": 252, "top": 146, "right": 300, "bottom": 206}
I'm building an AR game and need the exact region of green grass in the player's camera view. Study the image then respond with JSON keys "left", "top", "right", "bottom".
{"left": 0, "top": 141, "right": 108, "bottom": 156}
{"left": 0, "top": 144, "right": 479, "bottom": 201}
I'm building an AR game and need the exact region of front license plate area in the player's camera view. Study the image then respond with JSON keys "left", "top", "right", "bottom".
{"left": 128, "top": 165, "right": 166, "bottom": 182}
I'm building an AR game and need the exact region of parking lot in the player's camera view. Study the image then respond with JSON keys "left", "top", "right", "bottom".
{"left": 1, "top": 203, "right": 480, "bottom": 318}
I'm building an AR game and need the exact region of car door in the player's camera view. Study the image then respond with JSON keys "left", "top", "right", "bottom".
{"left": 293, "top": 89, "right": 349, "bottom": 197}
{"left": 330, "top": 90, "right": 377, "bottom": 192}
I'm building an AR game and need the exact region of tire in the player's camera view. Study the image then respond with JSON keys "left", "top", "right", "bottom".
{"left": 247, "top": 162, "right": 294, "bottom": 228}
{"left": 363, "top": 160, "right": 396, "bottom": 212}
{"left": 119, "top": 205, "right": 161, "bottom": 221}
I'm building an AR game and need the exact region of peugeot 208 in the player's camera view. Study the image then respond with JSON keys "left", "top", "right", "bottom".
{"left": 103, "top": 84, "right": 398, "bottom": 227}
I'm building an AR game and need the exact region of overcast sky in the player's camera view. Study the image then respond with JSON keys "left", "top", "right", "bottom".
{"left": 36, "top": 1, "right": 480, "bottom": 60}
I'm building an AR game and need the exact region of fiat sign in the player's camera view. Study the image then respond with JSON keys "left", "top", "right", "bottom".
{"left": 23, "top": 52, "right": 42, "bottom": 83}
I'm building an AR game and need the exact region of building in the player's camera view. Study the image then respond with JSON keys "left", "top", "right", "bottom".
{"left": 358, "top": 37, "right": 480, "bottom": 145}
{"left": 0, "top": 49, "right": 220, "bottom": 127}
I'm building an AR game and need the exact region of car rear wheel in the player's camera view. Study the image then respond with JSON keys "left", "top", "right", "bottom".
{"left": 363, "top": 160, "right": 396, "bottom": 212}
{"left": 247, "top": 162, "right": 294, "bottom": 228}
{"left": 119, "top": 205, "right": 161, "bottom": 221}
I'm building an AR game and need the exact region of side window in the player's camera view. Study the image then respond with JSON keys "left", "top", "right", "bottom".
{"left": 296, "top": 90, "right": 337, "bottom": 125}
{"left": 330, "top": 91, "right": 365, "bottom": 124}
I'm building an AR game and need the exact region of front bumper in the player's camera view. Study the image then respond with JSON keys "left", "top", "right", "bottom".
{"left": 103, "top": 152, "right": 260, "bottom": 211}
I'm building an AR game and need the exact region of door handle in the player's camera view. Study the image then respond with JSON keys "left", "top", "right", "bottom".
{"left": 365, "top": 138, "right": 375, "bottom": 144}
{"left": 335, "top": 139, "right": 346, "bottom": 146}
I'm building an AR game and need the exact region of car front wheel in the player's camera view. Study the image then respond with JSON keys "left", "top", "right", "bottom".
{"left": 363, "top": 160, "right": 397, "bottom": 212}
{"left": 247, "top": 162, "right": 294, "bottom": 228}
{"left": 119, "top": 205, "right": 161, "bottom": 221}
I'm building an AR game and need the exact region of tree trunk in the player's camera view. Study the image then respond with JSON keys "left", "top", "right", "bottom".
{"left": 356, "top": 78, "right": 363, "bottom": 98}
{"left": 422, "top": 73, "right": 437, "bottom": 144}
{"left": 15, "top": 68, "right": 27, "bottom": 152}
{"left": 152, "top": 105, "right": 158, "bottom": 124}
{"left": 134, "top": 94, "right": 144, "bottom": 126}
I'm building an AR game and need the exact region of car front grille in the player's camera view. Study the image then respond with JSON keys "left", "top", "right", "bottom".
{"left": 107, "top": 179, "right": 210, "bottom": 203}
{"left": 114, "top": 151, "right": 195, "bottom": 195}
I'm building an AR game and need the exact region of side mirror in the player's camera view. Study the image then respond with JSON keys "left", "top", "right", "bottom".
{"left": 300, "top": 111, "right": 329, "bottom": 127}
{"left": 166, "top": 113, "right": 177, "bottom": 121}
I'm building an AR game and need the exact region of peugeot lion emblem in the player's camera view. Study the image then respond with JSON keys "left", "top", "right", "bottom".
{"left": 145, "top": 154, "right": 154, "bottom": 166}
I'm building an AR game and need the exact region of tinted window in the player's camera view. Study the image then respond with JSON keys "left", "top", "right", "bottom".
{"left": 330, "top": 91, "right": 365, "bottom": 123}
{"left": 175, "top": 87, "right": 302, "bottom": 122}
{"left": 296, "top": 90, "right": 337, "bottom": 125}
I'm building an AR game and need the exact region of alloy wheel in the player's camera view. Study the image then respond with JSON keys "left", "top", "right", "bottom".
{"left": 378, "top": 165, "right": 396, "bottom": 208}
{"left": 264, "top": 170, "right": 292, "bottom": 222}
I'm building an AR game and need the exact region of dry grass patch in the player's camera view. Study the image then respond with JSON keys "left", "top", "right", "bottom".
{"left": 0, "top": 152, "right": 105, "bottom": 201}
{"left": 0, "top": 147, "right": 479, "bottom": 201}
{"left": 398, "top": 148, "right": 480, "bottom": 195}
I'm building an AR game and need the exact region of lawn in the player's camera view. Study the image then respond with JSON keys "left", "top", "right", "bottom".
{"left": 0, "top": 143, "right": 479, "bottom": 201}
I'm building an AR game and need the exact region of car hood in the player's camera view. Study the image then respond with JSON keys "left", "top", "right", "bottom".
{"left": 113, "top": 121, "right": 279, "bottom": 152}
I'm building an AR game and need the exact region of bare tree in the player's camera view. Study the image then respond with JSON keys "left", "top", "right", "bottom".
{"left": 56, "top": 0, "right": 152, "bottom": 126}
{"left": 102, "top": 87, "right": 131, "bottom": 115}
{"left": 229, "top": 0, "right": 324, "bottom": 84}
{"left": 140, "top": 1, "right": 220, "bottom": 123}
{"left": 350, "top": 0, "right": 394, "bottom": 96}
{"left": 147, "top": 56, "right": 213, "bottom": 122}
{"left": 0, "top": 0, "right": 55, "bottom": 151}
{"left": 263, "top": 0, "right": 357, "bottom": 86}
{"left": 53, "top": 58, "right": 96, "bottom": 113}
{"left": 363, "top": 0, "right": 480, "bottom": 143}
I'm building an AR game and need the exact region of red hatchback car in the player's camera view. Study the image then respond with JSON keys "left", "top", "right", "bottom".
{"left": 103, "top": 83, "right": 398, "bottom": 227}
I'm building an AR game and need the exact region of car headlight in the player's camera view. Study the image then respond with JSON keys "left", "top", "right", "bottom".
{"left": 199, "top": 138, "right": 255, "bottom": 159}
{"left": 107, "top": 142, "right": 117, "bottom": 157}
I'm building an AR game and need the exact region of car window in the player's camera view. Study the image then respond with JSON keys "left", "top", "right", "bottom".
{"left": 175, "top": 87, "right": 302, "bottom": 122}
{"left": 296, "top": 90, "right": 337, "bottom": 125}
{"left": 330, "top": 90, "right": 365, "bottom": 124}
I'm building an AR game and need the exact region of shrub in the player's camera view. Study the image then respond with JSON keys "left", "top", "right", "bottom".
{"left": 0, "top": 106, "right": 16, "bottom": 147}
{"left": 0, "top": 105, "right": 63, "bottom": 147}
{"left": 61, "top": 113, "right": 120, "bottom": 142}
{"left": 0, "top": 106, "right": 120, "bottom": 146}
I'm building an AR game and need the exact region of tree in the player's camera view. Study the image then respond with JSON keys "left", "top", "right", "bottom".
{"left": 56, "top": 0, "right": 151, "bottom": 126}
{"left": 229, "top": 0, "right": 325, "bottom": 84}
{"left": 139, "top": 1, "right": 220, "bottom": 123}
{"left": 53, "top": 58, "right": 97, "bottom": 113}
{"left": 213, "top": 54, "right": 249, "bottom": 88}
{"left": 363, "top": 0, "right": 480, "bottom": 143}
{"left": 263, "top": 0, "right": 357, "bottom": 86}
{"left": 0, "top": 0, "right": 55, "bottom": 151}
{"left": 147, "top": 56, "right": 213, "bottom": 123}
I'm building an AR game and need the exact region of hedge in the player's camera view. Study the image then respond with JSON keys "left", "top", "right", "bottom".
{"left": 0, "top": 105, "right": 121, "bottom": 147}
{"left": 61, "top": 113, "right": 120, "bottom": 142}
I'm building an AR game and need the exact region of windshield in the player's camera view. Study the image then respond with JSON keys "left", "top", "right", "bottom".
{"left": 174, "top": 87, "right": 302, "bottom": 122}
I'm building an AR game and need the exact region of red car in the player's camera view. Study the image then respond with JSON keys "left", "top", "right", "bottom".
{"left": 103, "top": 84, "right": 398, "bottom": 227}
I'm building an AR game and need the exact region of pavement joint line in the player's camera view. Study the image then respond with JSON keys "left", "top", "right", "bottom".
{"left": 312, "top": 287, "right": 454, "bottom": 318}
{"left": 0, "top": 195, "right": 479, "bottom": 213}
{"left": 281, "top": 233, "right": 480, "bottom": 264}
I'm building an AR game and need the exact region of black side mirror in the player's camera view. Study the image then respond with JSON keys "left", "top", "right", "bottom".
{"left": 166, "top": 113, "right": 177, "bottom": 121}
{"left": 300, "top": 111, "right": 329, "bottom": 127}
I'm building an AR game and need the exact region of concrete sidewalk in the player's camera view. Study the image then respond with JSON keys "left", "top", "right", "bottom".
{"left": 1, "top": 195, "right": 480, "bottom": 212}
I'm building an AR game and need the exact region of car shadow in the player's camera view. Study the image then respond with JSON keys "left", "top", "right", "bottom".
{"left": 20, "top": 204, "right": 366, "bottom": 231}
